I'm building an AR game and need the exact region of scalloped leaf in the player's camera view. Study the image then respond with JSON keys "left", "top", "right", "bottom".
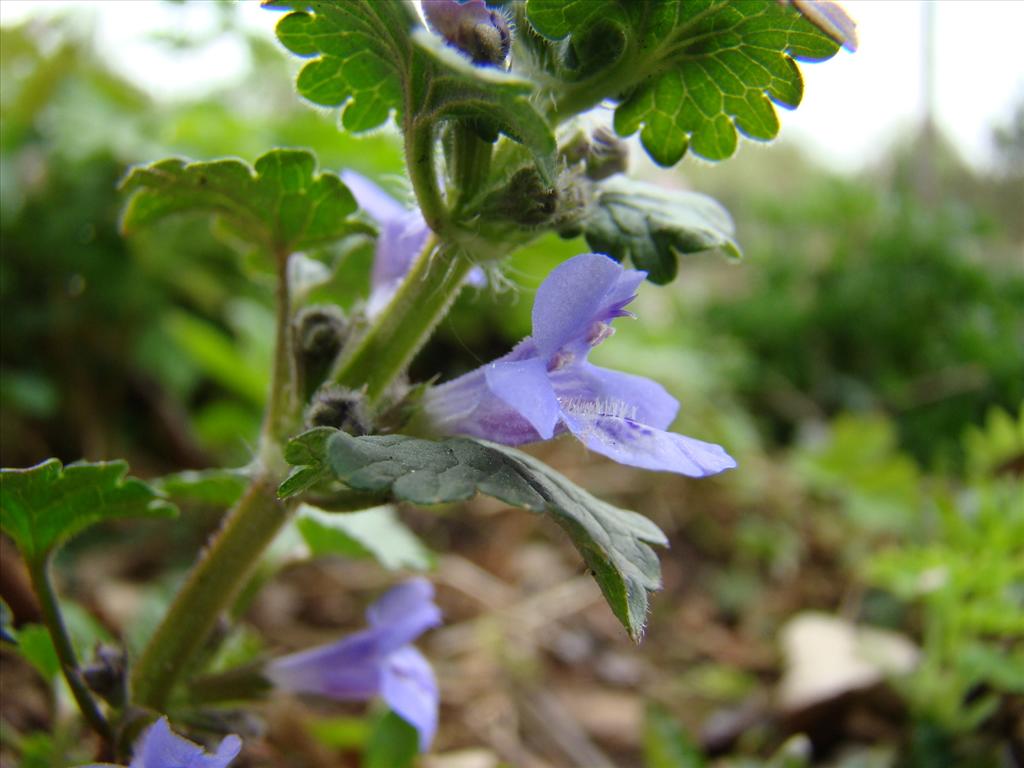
{"left": 0, "top": 459, "right": 176, "bottom": 563}
{"left": 120, "top": 148, "right": 368, "bottom": 255}
{"left": 263, "top": 1, "right": 556, "bottom": 181}
{"left": 282, "top": 429, "right": 668, "bottom": 640}
{"left": 526, "top": 0, "right": 842, "bottom": 164}
{"left": 580, "top": 176, "right": 740, "bottom": 284}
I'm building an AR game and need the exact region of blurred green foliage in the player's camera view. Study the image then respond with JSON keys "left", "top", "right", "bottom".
{"left": 704, "top": 170, "right": 1024, "bottom": 469}
{"left": 0, "top": 12, "right": 403, "bottom": 470}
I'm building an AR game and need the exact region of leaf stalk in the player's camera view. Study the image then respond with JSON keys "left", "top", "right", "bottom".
{"left": 28, "top": 556, "right": 113, "bottom": 744}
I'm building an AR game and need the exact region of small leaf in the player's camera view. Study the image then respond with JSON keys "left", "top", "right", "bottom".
{"left": 581, "top": 176, "right": 740, "bottom": 284}
{"left": 526, "top": 0, "right": 842, "bottom": 164}
{"left": 154, "top": 468, "right": 251, "bottom": 507}
{"left": 120, "top": 148, "right": 368, "bottom": 256}
{"left": 12, "top": 601, "right": 112, "bottom": 683}
{"left": 284, "top": 430, "right": 667, "bottom": 639}
{"left": 0, "top": 459, "right": 176, "bottom": 563}
{"left": 365, "top": 710, "right": 419, "bottom": 768}
{"left": 297, "top": 504, "right": 434, "bottom": 572}
{"left": 279, "top": 426, "right": 338, "bottom": 499}
{"left": 14, "top": 624, "right": 60, "bottom": 682}
{"left": 644, "top": 704, "right": 706, "bottom": 768}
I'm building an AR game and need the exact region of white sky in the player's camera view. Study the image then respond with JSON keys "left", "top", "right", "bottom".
{"left": 2, "top": 0, "right": 1023, "bottom": 173}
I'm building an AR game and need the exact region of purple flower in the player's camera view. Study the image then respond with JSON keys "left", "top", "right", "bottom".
{"left": 266, "top": 578, "right": 442, "bottom": 751}
{"left": 78, "top": 717, "right": 241, "bottom": 768}
{"left": 421, "top": 0, "right": 511, "bottom": 65}
{"left": 341, "top": 171, "right": 431, "bottom": 318}
{"left": 341, "top": 171, "right": 485, "bottom": 317}
{"left": 422, "top": 253, "right": 737, "bottom": 477}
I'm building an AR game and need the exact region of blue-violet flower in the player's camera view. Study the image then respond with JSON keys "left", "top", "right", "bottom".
{"left": 341, "top": 171, "right": 484, "bottom": 317}
{"left": 422, "top": 253, "right": 738, "bottom": 477}
{"left": 266, "top": 578, "right": 442, "bottom": 751}
{"left": 341, "top": 171, "right": 430, "bottom": 318}
{"left": 79, "top": 717, "right": 241, "bottom": 768}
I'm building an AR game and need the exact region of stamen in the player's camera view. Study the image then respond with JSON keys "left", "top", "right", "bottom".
{"left": 587, "top": 321, "right": 616, "bottom": 347}
{"left": 547, "top": 350, "right": 575, "bottom": 371}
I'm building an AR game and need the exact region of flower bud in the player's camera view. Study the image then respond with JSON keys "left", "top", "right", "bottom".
{"left": 585, "top": 127, "right": 629, "bottom": 181}
{"left": 295, "top": 305, "right": 347, "bottom": 400}
{"left": 306, "top": 386, "right": 371, "bottom": 435}
{"left": 82, "top": 645, "right": 127, "bottom": 707}
{"left": 422, "top": 0, "right": 512, "bottom": 66}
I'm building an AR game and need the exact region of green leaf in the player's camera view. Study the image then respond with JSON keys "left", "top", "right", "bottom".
{"left": 297, "top": 504, "right": 434, "bottom": 572}
{"left": 643, "top": 704, "right": 706, "bottom": 768}
{"left": 365, "top": 709, "right": 419, "bottom": 768}
{"left": 264, "top": 1, "right": 556, "bottom": 181}
{"left": 164, "top": 310, "right": 267, "bottom": 407}
{"left": 0, "top": 459, "right": 176, "bottom": 563}
{"left": 283, "top": 429, "right": 668, "bottom": 639}
{"left": 154, "top": 468, "right": 250, "bottom": 508}
{"left": 527, "top": 0, "right": 841, "bottom": 164}
{"left": 13, "top": 624, "right": 59, "bottom": 682}
{"left": 120, "top": 148, "right": 368, "bottom": 255}
{"left": 279, "top": 426, "right": 338, "bottom": 499}
{"left": 11, "top": 601, "right": 112, "bottom": 683}
{"left": 581, "top": 176, "right": 740, "bottom": 284}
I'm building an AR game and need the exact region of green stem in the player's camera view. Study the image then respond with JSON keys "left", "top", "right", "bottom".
{"left": 131, "top": 479, "right": 288, "bottom": 710}
{"left": 188, "top": 662, "right": 271, "bottom": 705}
{"left": 406, "top": 119, "right": 447, "bottom": 234}
{"left": 331, "top": 237, "right": 474, "bottom": 406}
{"left": 451, "top": 124, "right": 493, "bottom": 214}
{"left": 262, "top": 249, "right": 295, "bottom": 447}
{"left": 28, "top": 556, "right": 112, "bottom": 743}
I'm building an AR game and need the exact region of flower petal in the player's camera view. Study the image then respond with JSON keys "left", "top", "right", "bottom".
{"left": 422, "top": 366, "right": 542, "bottom": 445}
{"left": 367, "top": 578, "right": 443, "bottom": 651}
{"left": 372, "top": 211, "right": 430, "bottom": 289}
{"left": 129, "top": 717, "right": 241, "bottom": 768}
{"left": 551, "top": 362, "right": 679, "bottom": 431}
{"left": 561, "top": 410, "right": 737, "bottom": 477}
{"left": 484, "top": 358, "right": 560, "bottom": 439}
{"left": 264, "top": 631, "right": 383, "bottom": 700}
{"left": 340, "top": 170, "right": 405, "bottom": 223}
{"left": 381, "top": 647, "right": 439, "bottom": 752}
{"left": 531, "top": 253, "right": 645, "bottom": 360}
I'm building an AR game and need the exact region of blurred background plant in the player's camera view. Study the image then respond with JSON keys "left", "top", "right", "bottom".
{"left": 1, "top": 3, "right": 1021, "bottom": 767}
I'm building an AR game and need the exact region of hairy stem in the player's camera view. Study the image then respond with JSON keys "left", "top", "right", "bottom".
{"left": 331, "top": 236, "right": 474, "bottom": 406}
{"left": 130, "top": 479, "right": 287, "bottom": 710}
{"left": 133, "top": 247, "right": 301, "bottom": 710}
{"left": 451, "top": 124, "right": 493, "bottom": 214}
{"left": 263, "top": 249, "right": 296, "bottom": 447}
{"left": 406, "top": 119, "right": 447, "bottom": 234}
{"left": 28, "top": 556, "right": 112, "bottom": 743}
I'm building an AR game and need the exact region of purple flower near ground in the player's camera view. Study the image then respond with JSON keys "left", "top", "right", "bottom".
{"left": 422, "top": 253, "right": 738, "bottom": 477}
{"left": 78, "top": 717, "right": 241, "bottom": 768}
{"left": 341, "top": 171, "right": 485, "bottom": 317}
{"left": 266, "top": 578, "right": 442, "bottom": 751}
